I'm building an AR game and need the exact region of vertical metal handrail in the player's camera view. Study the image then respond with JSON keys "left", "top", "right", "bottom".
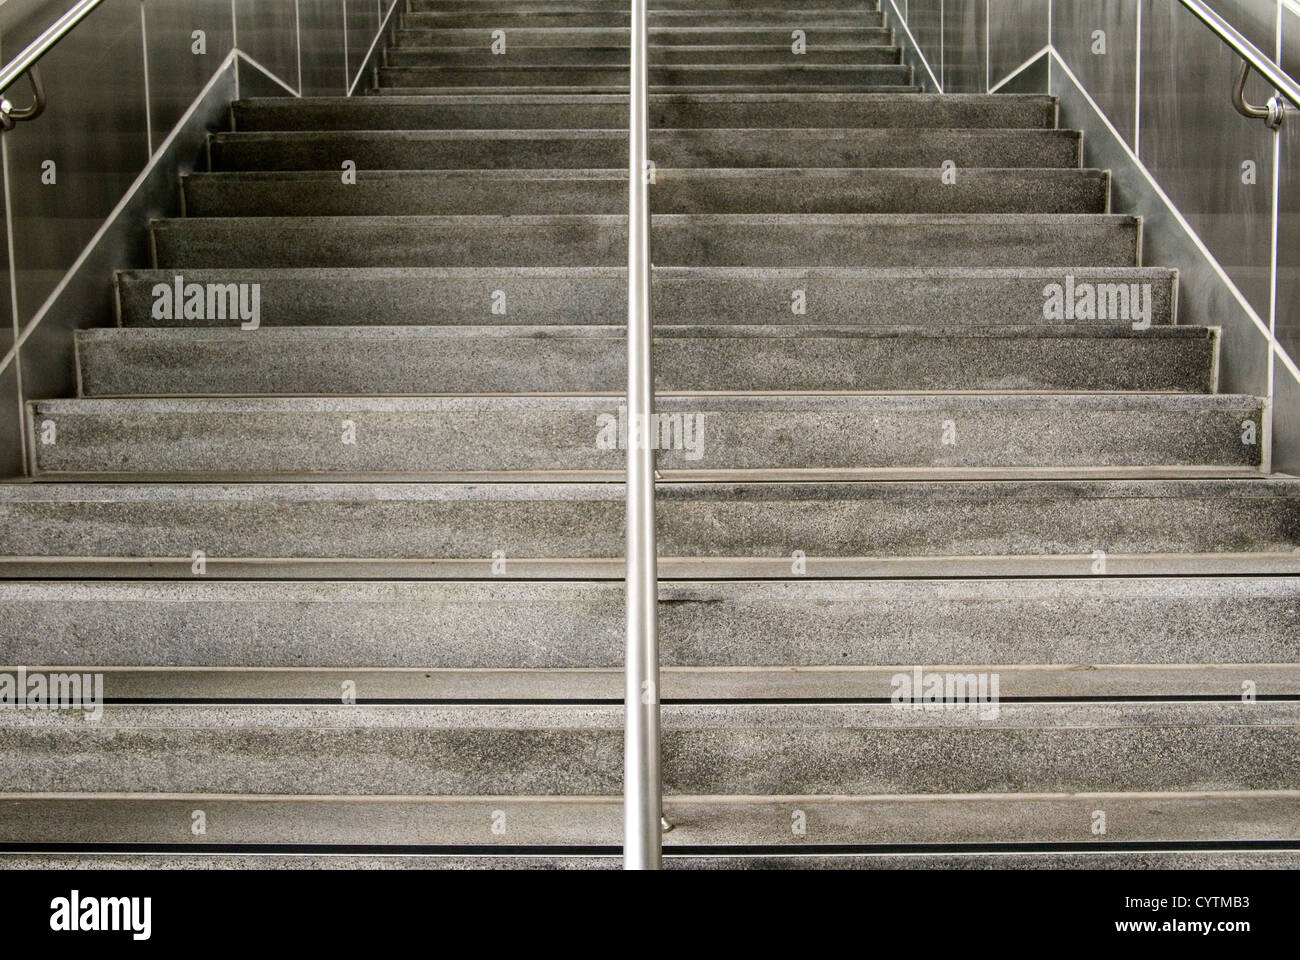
{"left": 624, "top": 0, "right": 661, "bottom": 870}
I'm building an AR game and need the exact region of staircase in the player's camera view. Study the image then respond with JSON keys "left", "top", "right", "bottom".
{"left": 1, "top": 0, "right": 1298, "bottom": 869}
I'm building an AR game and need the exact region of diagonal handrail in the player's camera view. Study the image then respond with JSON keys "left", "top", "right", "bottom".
{"left": 0, "top": 0, "right": 104, "bottom": 128}
{"left": 624, "top": 0, "right": 661, "bottom": 871}
{"left": 1178, "top": 0, "right": 1300, "bottom": 128}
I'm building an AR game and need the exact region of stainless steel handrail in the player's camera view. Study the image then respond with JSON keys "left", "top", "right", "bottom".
{"left": 0, "top": 0, "right": 105, "bottom": 129}
{"left": 1179, "top": 0, "right": 1299, "bottom": 128}
{"left": 624, "top": 0, "right": 661, "bottom": 871}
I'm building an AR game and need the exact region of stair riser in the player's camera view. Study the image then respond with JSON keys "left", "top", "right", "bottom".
{"left": 232, "top": 93, "right": 1054, "bottom": 130}
{"left": 1, "top": 704, "right": 1296, "bottom": 795}
{"left": 6, "top": 666, "right": 1296, "bottom": 700}
{"left": 393, "top": 27, "right": 895, "bottom": 47}
{"left": 374, "top": 83, "right": 924, "bottom": 93}
{"left": 385, "top": 45, "right": 904, "bottom": 65}
{"left": 2, "top": 579, "right": 1295, "bottom": 669}
{"left": 115, "top": 268, "right": 1177, "bottom": 328}
{"left": 374, "top": 64, "right": 913, "bottom": 86}
{"left": 408, "top": 0, "right": 885, "bottom": 9}
{"left": 209, "top": 130, "right": 1081, "bottom": 171}
{"left": 150, "top": 216, "right": 1139, "bottom": 269}
{"left": 2, "top": 794, "right": 1296, "bottom": 846}
{"left": 183, "top": 171, "right": 1108, "bottom": 217}
{"left": 75, "top": 331, "right": 1211, "bottom": 396}
{"left": 399, "top": 11, "right": 888, "bottom": 28}
{"left": 29, "top": 403, "right": 1259, "bottom": 476}
{"left": 7, "top": 852, "right": 1299, "bottom": 869}
{"left": 0, "top": 482, "right": 1296, "bottom": 566}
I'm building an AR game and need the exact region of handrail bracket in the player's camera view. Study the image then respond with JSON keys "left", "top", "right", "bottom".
{"left": 1234, "top": 60, "right": 1286, "bottom": 130}
{"left": 0, "top": 66, "right": 46, "bottom": 131}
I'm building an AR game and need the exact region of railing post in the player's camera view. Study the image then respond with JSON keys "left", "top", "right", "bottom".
{"left": 624, "top": 0, "right": 661, "bottom": 871}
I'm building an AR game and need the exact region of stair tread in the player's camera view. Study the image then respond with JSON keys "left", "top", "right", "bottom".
{"left": 5, "top": 852, "right": 1298, "bottom": 870}
{"left": 5, "top": 0, "right": 1292, "bottom": 863}
{"left": 82, "top": 322, "right": 1198, "bottom": 337}
{"left": 35, "top": 394, "right": 1259, "bottom": 409}
{"left": 3, "top": 577, "right": 1296, "bottom": 675}
{"left": 1, "top": 702, "right": 1295, "bottom": 797}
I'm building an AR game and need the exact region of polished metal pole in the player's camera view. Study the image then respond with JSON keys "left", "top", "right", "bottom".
{"left": 1178, "top": 0, "right": 1300, "bottom": 110}
{"left": 624, "top": 0, "right": 661, "bottom": 871}
{"left": 0, "top": 0, "right": 105, "bottom": 96}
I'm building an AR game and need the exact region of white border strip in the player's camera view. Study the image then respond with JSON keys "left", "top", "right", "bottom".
{"left": 988, "top": 44, "right": 1051, "bottom": 94}
{"left": 984, "top": 0, "right": 990, "bottom": 93}
{"left": 1, "top": 133, "right": 27, "bottom": 473}
{"left": 348, "top": 0, "right": 401, "bottom": 97}
{"left": 1133, "top": 0, "right": 1142, "bottom": 155}
{"left": 237, "top": 49, "right": 301, "bottom": 97}
{"left": 341, "top": 0, "right": 349, "bottom": 93}
{"left": 139, "top": 1, "right": 153, "bottom": 153}
{"left": 886, "top": 0, "right": 942, "bottom": 92}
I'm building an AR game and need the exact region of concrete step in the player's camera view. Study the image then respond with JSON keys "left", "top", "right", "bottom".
{"left": 6, "top": 662, "right": 1298, "bottom": 700}
{"left": 407, "top": 0, "right": 885, "bottom": 10}
{"left": 149, "top": 214, "right": 1139, "bottom": 269}
{"left": 3, "top": 578, "right": 1295, "bottom": 681}
{"left": 230, "top": 93, "right": 1056, "bottom": 131}
{"left": 115, "top": 267, "right": 1177, "bottom": 328}
{"left": 0, "top": 479, "right": 1297, "bottom": 578}
{"left": 1, "top": 792, "right": 1297, "bottom": 847}
{"left": 371, "top": 82, "right": 924, "bottom": 94}
{"left": 392, "top": 26, "right": 895, "bottom": 48}
{"left": 208, "top": 128, "right": 1081, "bottom": 171}
{"left": 28, "top": 394, "right": 1260, "bottom": 479}
{"left": 75, "top": 325, "right": 1211, "bottom": 397}
{"left": 373, "top": 63, "right": 914, "bottom": 87}
{"left": 182, "top": 169, "right": 1110, "bottom": 217}
{"left": 384, "top": 44, "right": 904, "bottom": 65}
{"left": 0, "top": 702, "right": 1296, "bottom": 794}
{"left": 5, "top": 851, "right": 1300, "bottom": 870}
{"left": 399, "top": 10, "right": 888, "bottom": 28}
{"left": 51, "top": 666, "right": 1300, "bottom": 707}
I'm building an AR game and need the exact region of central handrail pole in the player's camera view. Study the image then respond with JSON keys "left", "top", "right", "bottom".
{"left": 623, "top": 0, "right": 661, "bottom": 871}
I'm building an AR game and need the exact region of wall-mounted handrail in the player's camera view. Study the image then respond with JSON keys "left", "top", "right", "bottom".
{"left": 1179, "top": 0, "right": 1300, "bottom": 127}
{"left": 624, "top": 0, "right": 661, "bottom": 871}
{"left": 0, "top": 0, "right": 104, "bottom": 128}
